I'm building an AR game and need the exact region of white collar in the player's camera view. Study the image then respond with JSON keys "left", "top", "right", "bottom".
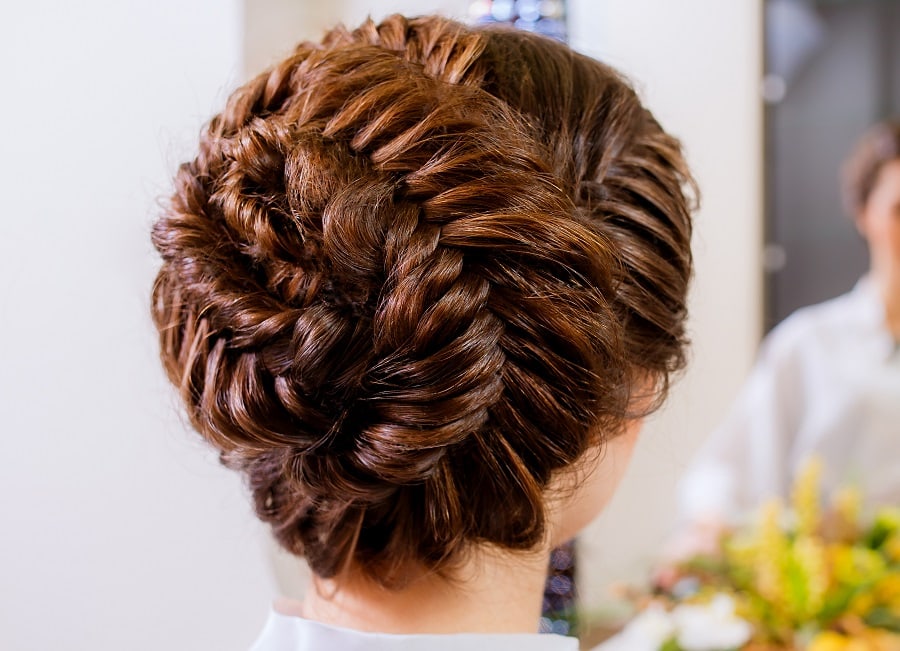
{"left": 249, "top": 610, "right": 580, "bottom": 651}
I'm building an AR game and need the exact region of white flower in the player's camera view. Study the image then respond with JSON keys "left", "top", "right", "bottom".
{"left": 671, "top": 594, "right": 753, "bottom": 651}
{"left": 594, "top": 603, "right": 676, "bottom": 651}
{"left": 593, "top": 594, "right": 753, "bottom": 651}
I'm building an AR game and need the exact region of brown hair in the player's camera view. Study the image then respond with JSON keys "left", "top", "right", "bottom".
{"left": 843, "top": 119, "right": 900, "bottom": 216}
{"left": 151, "top": 15, "right": 695, "bottom": 588}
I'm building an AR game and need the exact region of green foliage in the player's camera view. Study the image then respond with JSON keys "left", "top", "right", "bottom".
{"left": 650, "top": 460, "right": 900, "bottom": 649}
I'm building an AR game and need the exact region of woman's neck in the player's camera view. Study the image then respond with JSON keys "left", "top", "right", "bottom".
{"left": 279, "top": 546, "right": 552, "bottom": 635}
{"left": 872, "top": 268, "right": 900, "bottom": 338}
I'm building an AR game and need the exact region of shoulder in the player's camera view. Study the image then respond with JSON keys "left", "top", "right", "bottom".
{"left": 760, "top": 287, "right": 862, "bottom": 361}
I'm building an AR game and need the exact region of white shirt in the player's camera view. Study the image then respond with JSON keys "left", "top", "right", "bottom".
{"left": 678, "top": 277, "right": 900, "bottom": 523}
{"left": 249, "top": 610, "right": 579, "bottom": 651}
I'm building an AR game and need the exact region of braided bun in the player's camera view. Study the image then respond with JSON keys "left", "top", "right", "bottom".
{"left": 152, "top": 15, "right": 694, "bottom": 587}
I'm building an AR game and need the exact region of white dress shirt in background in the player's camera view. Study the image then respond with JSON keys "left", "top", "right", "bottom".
{"left": 249, "top": 611, "right": 579, "bottom": 650}
{"left": 678, "top": 277, "right": 900, "bottom": 523}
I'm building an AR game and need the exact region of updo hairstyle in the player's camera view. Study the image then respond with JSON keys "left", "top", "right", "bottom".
{"left": 152, "top": 15, "right": 695, "bottom": 588}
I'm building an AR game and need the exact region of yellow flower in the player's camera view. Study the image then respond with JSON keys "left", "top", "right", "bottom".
{"left": 874, "top": 508, "right": 900, "bottom": 535}
{"left": 884, "top": 534, "right": 900, "bottom": 564}
{"left": 832, "top": 546, "right": 886, "bottom": 587}
{"left": 808, "top": 631, "right": 853, "bottom": 651}
{"left": 864, "top": 629, "right": 900, "bottom": 651}
{"left": 847, "top": 591, "right": 875, "bottom": 617}
{"left": 833, "top": 487, "right": 862, "bottom": 525}
{"left": 793, "top": 457, "right": 823, "bottom": 537}
{"left": 756, "top": 499, "right": 788, "bottom": 607}
{"left": 830, "top": 486, "right": 863, "bottom": 541}
{"left": 794, "top": 535, "right": 829, "bottom": 617}
{"left": 724, "top": 534, "right": 757, "bottom": 568}
{"left": 873, "top": 574, "right": 900, "bottom": 612}
{"left": 808, "top": 630, "right": 900, "bottom": 651}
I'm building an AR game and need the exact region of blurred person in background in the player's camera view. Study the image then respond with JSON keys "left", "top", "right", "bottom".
{"left": 150, "top": 14, "right": 695, "bottom": 650}
{"left": 676, "top": 120, "right": 900, "bottom": 546}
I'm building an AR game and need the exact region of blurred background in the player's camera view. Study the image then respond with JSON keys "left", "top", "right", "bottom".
{"left": 0, "top": 1, "right": 891, "bottom": 649}
{"left": 764, "top": 0, "right": 900, "bottom": 329}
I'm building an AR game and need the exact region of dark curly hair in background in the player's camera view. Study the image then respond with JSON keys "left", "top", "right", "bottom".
{"left": 152, "top": 14, "right": 695, "bottom": 589}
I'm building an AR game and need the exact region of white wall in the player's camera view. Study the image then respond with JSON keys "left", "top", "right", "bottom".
{"left": 0, "top": 2, "right": 276, "bottom": 650}
{"left": 243, "top": 0, "right": 470, "bottom": 76}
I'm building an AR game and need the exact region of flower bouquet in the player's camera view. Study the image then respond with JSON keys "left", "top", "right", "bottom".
{"left": 604, "top": 460, "right": 900, "bottom": 651}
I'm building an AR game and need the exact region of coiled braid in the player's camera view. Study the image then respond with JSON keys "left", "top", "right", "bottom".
{"left": 152, "top": 15, "right": 695, "bottom": 587}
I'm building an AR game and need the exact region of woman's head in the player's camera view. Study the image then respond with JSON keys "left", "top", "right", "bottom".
{"left": 843, "top": 120, "right": 900, "bottom": 218}
{"left": 151, "top": 15, "right": 694, "bottom": 588}
{"left": 843, "top": 120, "right": 900, "bottom": 282}
{"left": 844, "top": 121, "right": 900, "bottom": 287}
